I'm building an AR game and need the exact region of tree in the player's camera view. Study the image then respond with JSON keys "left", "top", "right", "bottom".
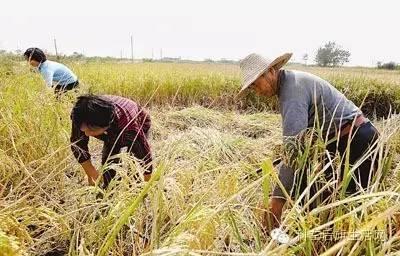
{"left": 71, "top": 52, "right": 85, "bottom": 59}
{"left": 315, "top": 41, "right": 350, "bottom": 67}
{"left": 377, "top": 61, "right": 397, "bottom": 70}
{"left": 302, "top": 54, "right": 308, "bottom": 65}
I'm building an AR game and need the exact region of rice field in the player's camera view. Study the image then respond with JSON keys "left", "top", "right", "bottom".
{"left": 1, "top": 60, "right": 400, "bottom": 255}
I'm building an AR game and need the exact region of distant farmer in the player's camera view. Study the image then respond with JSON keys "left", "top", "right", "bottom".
{"left": 23, "top": 47, "right": 79, "bottom": 94}
{"left": 70, "top": 94, "right": 153, "bottom": 188}
{"left": 239, "top": 53, "right": 379, "bottom": 231}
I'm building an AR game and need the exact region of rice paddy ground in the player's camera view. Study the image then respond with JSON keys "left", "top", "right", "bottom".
{"left": 1, "top": 61, "right": 400, "bottom": 255}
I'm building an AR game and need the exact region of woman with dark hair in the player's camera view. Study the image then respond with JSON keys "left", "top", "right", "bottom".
{"left": 23, "top": 47, "right": 79, "bottom": 94}
{"left": 70, "top": 94, "right": 153, "bottom": 188}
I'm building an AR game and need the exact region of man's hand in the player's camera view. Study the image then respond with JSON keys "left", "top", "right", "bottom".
{"left": 87, "top": 175, "right": 96, "bottom": 186}
{"left": 262, "top": 197, "right": 286, "bottom": 233}
{"left": 81, "top": 160, "right": 100, "bottom": 186}
{"left": 143, "top": 173, "right": 152, "bottom": 182}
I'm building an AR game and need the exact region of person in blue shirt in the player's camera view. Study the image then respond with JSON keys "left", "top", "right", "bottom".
{"left": 23, "top": 48, "right": 79, "bottom": 94}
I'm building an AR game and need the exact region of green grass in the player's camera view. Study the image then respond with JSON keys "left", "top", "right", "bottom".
{"left": 1, "top": 61, "right": 400, "bottom": 255}
{"left": 5, "top": 60, "right": 400, "bottom": 116}
{"left": 72, "top": 62, "right": 400, "bottom": 117}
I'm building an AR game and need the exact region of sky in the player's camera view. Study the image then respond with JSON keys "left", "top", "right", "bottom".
{"left": 0, "top": 0, "right": 399, "bottom": 66}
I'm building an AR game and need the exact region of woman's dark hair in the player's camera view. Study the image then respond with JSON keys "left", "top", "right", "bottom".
{"left": 72, "top": 95, "right": 115, "bottom": 128}
{"left": 23, "top": 47, "right": 47, "bottom": 63}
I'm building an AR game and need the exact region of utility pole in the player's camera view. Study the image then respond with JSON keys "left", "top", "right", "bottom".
{"left": 130, "top": 35, "right": 134, "bottom": 62}
{"left": 160, "top": 48, "right": 163, "bottom": 60}
{"left": 53, "top": 37, "right": 59, "bottom": 60}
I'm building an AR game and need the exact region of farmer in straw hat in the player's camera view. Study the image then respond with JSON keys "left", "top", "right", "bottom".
{"left": 239, "top": 53, "right": 380, "bottom": 231}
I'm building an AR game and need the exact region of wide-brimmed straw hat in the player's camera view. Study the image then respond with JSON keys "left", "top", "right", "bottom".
{"left": 239, "top": 53, "right": 292, "bottom": 93}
